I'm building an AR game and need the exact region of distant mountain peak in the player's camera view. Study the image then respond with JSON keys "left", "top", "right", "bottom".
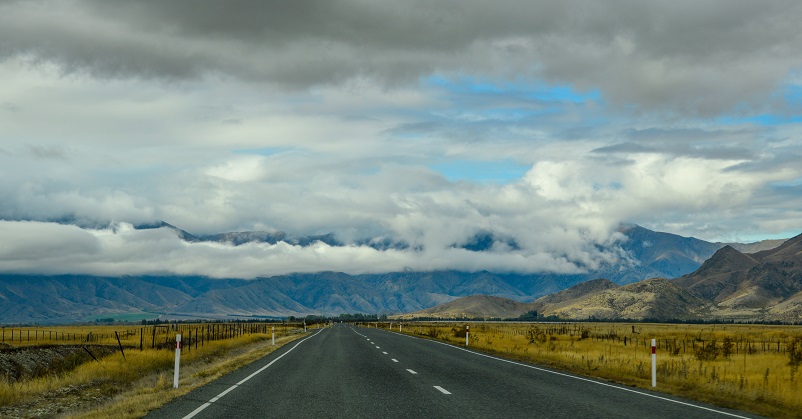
{"left": 200, "top": 231, "right": 287, "bottom": 246}
{"left": 134, "top": 220, "right": 199, "bottom": 242}
{"left": 753, "top": 232, "right": 802, "bottom": 262}
{"left": 674, "top": 230, "right": 802, "bottom": 320}
{"left": 696, "top": 245, "right": 759, "bottom": 274}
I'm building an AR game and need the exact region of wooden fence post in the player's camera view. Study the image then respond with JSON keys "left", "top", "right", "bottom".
{"left": 115, "top": 331, "right": 126, "bottom": 360}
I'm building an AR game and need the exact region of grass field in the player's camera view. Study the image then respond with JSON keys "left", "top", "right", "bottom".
{"left": 376, "top": 321, "right": 802, "bottom": 418}
{"left": 0, "top": 322, "right": 315, "bottom": 418}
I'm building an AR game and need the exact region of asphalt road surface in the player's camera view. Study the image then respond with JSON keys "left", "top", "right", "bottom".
{"left": 145, "top": 324, "right": 761, "bottom": 419}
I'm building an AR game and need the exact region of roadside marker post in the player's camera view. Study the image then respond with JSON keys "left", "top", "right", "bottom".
{"left": 651, "top": 339, "right": 657, "bottom": 387}
{"left": 466, "top": 325, "right": 470, "bottom": 346}
{"left": 399, "top": 323, "right": 402, "bottom": 332}
{"left": 174, "top": 334, "right": 182, "bottom": 389}
{"left": 272, "top": 327, "right": 275, "bottom": 346}
{"left": 304, "top": 321, "right": 307, "bottom": 332}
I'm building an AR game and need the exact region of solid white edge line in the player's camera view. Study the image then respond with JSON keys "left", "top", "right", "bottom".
{"left": 392, "top": 330, "right": 750, "bottom": 419}
{"left": 208, "top": 384, "right": 239, "bottom": 403}
{"left": 434, "top": 385, "right": 451, "bottom": 395}
{"left": 181, "top": 329, "right": 324, "bottom": 419}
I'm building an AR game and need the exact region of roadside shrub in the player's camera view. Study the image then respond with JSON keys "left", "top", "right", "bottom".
{"left": 424, "top": 328, "right": 441, "bottom": 339}
{"left": 722, "top": 338, "right": 734, "bottom": 360}
{"left": 695, "top": 340, "right": 720, "bottom": 361}
{"left": 788, "top": 337, "right": 802, "bottom": 367}
{"left": 527, "top": 327, "right": 547, "bottom": 344}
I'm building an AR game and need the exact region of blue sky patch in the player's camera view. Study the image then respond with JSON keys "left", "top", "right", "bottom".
{"left": 233, "top": 147, "right": 293, "bottom": 156}
{"left": 424, "top": 75, "right": 601, "bottom": 104}
{"left": 719, "top": 113, "right": 802, "bottom": 126}
{"left": 431, "top": 159, "right": 530, "bottom": 183}
{"left": 717, "top": 83, "right": 802, "bottom": 126}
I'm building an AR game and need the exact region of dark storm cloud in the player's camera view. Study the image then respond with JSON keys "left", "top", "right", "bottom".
{"left": 2, "top": 1, "right": 801, "bottom": 114}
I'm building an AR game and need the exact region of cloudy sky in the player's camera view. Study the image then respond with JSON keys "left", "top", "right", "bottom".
{"left": 1, "top": 0, "right": 801, "bottom": 278}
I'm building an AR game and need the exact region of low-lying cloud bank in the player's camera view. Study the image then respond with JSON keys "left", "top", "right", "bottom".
{"left": 0, "top": 220, "right": 627, "bottom": 278}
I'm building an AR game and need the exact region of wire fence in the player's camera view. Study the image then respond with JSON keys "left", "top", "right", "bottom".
{"left": 0, "top": 322, "right": 307, "bottom": 353}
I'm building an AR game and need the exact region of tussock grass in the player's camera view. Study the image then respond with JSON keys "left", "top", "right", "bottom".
{"left": 0, "top": 323, "right": 307, "bottom": 418}
{"left": 68, "top": 333, "right": 305, "bottom": 419}
{"left": 382, "top": 322, "right": 802, "bottom": 418}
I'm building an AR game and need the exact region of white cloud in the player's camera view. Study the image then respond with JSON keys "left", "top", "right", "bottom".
{"left": 0, "top": 221, "right": 100, "bottom": 262}
{"left": 0, "top": 1, "right": 801, "bottom": 279}
{"left": 0, "top": 221, "right": 594, "bottom": 277}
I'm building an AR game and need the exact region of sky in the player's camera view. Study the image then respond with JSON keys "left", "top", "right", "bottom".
{"left": 1, "top": 0, "right": 802, "bottom": 278}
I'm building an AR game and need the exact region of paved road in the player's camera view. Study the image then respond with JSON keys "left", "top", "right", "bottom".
{"left": 146, "top": 324, "right": 761, "bottom": 419}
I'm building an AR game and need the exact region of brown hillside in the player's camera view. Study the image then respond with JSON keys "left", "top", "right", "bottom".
{"left": 527, "top": 278, "right": 619, "bottom": 314}
{"left": 541, "top": 278, "right": 709, "bottom": 320}
{"left": 675, "top": 233, "right": 802, "bottom": 320}
{"left": 753, "top": 232, "right": 802, "bottom": 263}
{"left": 725, "top": 239, "right": 787, "bottom": 254}
{"left": 394, "top": 294, "right": 529, "bottom": 319}
{"left": 674, "top": 246, "right": 758, "bottom": 302}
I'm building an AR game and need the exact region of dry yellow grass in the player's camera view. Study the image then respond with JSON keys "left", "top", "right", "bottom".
{"left": 382, "top": 322, "right": 802, "bottom": 418}
{"left": 0, "top": 322, "right": 308, "bottom": 418}
{"left": 68, "top": 333, "right": 306, "bottom": 419}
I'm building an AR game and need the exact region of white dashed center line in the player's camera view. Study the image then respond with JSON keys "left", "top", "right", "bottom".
{"left": 375, "top": 346, "right": 380, "bottom": 349}
{"left": 434, "top": 386, "right": 451, "bottom": 395}
{"left": 406, "top": 369, "right": 418, "bottom": 375}
{"left": 391, "top": 359, "right": 398, "bottom": 363}
{"left": 382, "top": 351, "right": 388, "bottom": 354}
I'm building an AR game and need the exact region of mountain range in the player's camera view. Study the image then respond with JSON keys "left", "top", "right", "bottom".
{"left": 0, "top": 222, "right": 793, "bottom": 324}
{"left": 402, "top": 232, "right": 802, "bottom": 322}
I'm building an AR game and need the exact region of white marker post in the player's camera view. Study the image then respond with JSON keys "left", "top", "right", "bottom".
{"left": 272, "top": 326, "right": 275, "bottom": 346}
{"left": 651, "top": 339, "right": 657, "bottom": 387}
{"left": 173, "top": 334, "right": 182, "bottom": 389}
{"left": 399, "top": 323, "right": 402, "bottom": 332}
{"left": 466, "top": 325, "right": 470, "bottom": 346}
{"left": 303, "top": 321, "right": 307, "bottom": 332}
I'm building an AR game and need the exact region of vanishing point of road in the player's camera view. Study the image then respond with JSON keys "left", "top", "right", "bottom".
{"left": 145, "top": 324, "right": 761, "bottom": 419}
